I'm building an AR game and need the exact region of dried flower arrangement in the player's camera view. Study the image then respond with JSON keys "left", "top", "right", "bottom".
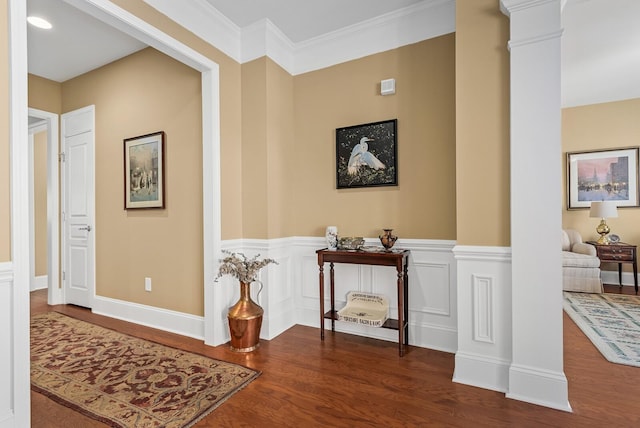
{"left": 215, "top": 250, "right": 278, "bottom": 284}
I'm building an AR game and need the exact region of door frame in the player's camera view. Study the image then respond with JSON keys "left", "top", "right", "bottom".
{"left": 10, "top": 0, "right": 222, "bottom": 424}
{"left": 28, "top": 108, "right": 62, "bottom": 305}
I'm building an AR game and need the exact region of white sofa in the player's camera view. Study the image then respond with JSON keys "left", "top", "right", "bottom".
{"left": 562, "top": 229, "right": 603, "bottom": 293}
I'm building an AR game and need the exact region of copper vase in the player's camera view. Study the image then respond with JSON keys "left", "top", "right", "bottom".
{"left": 379, "top": 228, "right": 398, "bottom": 250}
{"left": 227, "top": 281, "right": 263, "bottom": 352}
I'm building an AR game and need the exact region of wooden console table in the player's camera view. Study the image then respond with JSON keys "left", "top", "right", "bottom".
{"left": 316, "top": 248, "right": 410, "bottom": 356}
{"left": 587, "top": 241, "right": 638, "bottom": 294}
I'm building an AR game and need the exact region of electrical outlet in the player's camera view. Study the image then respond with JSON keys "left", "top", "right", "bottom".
{"left": 145, "top": 277, "right": 152, "bottom": 292}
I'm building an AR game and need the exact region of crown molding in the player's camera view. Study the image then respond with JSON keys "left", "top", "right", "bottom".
{"left": 241, "top": 18, "right": 295, "bottom": 71}
{"left": 144, "top": 0, "right": 455, "bottom": 75}
{"left": 293, "top": 0, "right": 455, "bottom": 75}
{"left": 143, "top": 0, "right": 241, "bottom": 61}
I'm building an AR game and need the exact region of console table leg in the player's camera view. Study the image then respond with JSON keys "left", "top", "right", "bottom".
{"left": 319, "top": 264, "right": 324, "bottom": 340}
{"left": 404, "top": 263, "right": 409, "bottom": 348}
{"left": 397, "top": 269, "right": 404, "bottom": 357}
{"left": 619, "top": 264, "right": 623, "bottom": 288}
{"left": 330, "top": 262, "right": 335, "bottom": 332}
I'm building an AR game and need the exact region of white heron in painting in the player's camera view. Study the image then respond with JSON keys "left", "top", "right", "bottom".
{"left": 347, "top": 137, "right": 386, "bottom": 175}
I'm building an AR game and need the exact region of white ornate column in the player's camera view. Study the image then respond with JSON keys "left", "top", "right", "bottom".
{"left": 501, "top": 0, "right": 570, "bottom": 411}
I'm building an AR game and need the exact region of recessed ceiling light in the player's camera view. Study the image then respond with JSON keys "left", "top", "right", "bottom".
{"left": 27, "top": 16, "right": 52, "bottom": 30}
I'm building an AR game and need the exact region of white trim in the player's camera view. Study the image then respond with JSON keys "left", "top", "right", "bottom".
{"left": 453, "top": 245, "right": 512, "bottom": 262}
{"left": 601, "top": 270, "right": 638, "bottom": 288}
{"left": 28, "top": 131, "right": 35, "bottom": 291}
{"left": 141, "top": 0, "right": 241, "bottom": 62}
{"left": 64, "top": 0, "right": 218, "bottom": 74}
{"left": 454, "top": 245, "right": 513, "bottom": 393}
{"left": 28, "top": 108, "right": 62, "bottom": 305}
{"left": 9, "top": 0, "right": 31, "bottom": 424}
{"left": 453, "top": 352, "right": 510, "bottom": 393}
{"left": 0, "top": 263, "right": 14, "bottom": 427}
{"left": 241, "top": 19, "right": 294, "bottom": 71}
{"left": 292, "top": 0, "right": 455, "bottom": 75}
{"left": 142, "top": 0, "right": 455, "bottom": 76}
{"left": 92, "top": 295, "right": 205, "bottom": 340}
{"left": 32, "top": 275, "right": 48, "bottom": 291}
{"left": 506, "top": 364, "right": 572, "bottom": 412}
{"left": 501, "top": 0, "right": 568, "bottom": 412}
{"left": 472, "top": 274, "right": 495, "bottom": 344}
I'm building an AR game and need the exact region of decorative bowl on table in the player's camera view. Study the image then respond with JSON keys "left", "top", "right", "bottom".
{"left": 338, "top": 237, "right": 365, "bottom": 250}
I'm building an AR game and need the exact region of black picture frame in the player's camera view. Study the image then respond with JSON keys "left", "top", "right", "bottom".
{"left": 336, "top": 119, "right": 397, "bottom": 189}
{"left": 124, "top": 131, "right": 165, "bottom": 209}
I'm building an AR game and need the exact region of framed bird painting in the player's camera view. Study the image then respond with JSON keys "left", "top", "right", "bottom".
{"left": 335, "top": 119, "right": 397, "bottom": 189}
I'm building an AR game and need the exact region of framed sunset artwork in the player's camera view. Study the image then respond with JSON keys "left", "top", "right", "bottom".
{"left": 566, "top": 147, "right": 639, "bottom": 209}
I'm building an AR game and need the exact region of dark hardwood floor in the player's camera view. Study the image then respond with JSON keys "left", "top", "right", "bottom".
{"left": 30, "top": 288, "right": 640, "bottom": 427}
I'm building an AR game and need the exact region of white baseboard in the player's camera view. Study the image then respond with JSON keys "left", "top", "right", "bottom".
{"left": 90, "top": 236, "right": 457, "bottom": 355}
{"left": 507, "top": 364, "right": 572, "bottom": 412}
{"left": 0, "top": 411, "right": 15, "bottom": 428}
{"left": 453, "top": 351, "right": 510, "bottom": 393}
{"left": 31, "top": 275, "right": 47, "bottom": 291}
{"left": 92, "top": 295, "right": 204, "bottom": 340}
{"left": 601, "top": 270, "right": 638, "bottom": 288}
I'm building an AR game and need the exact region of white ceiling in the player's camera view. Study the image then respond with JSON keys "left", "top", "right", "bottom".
{"left": 26, "top": 0, "right": 640, "bottom": 107}
{"left": 27, "top": 0, "right": 146, "bottom": 82}
{"left": 561, "top": 0, "right": 640, "bottom": 107}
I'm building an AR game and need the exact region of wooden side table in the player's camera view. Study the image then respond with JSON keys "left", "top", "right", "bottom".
{"left": 316, "top": 248, "right": 410, "bottom": 356}
{"left": 587, "top": 241, "right": 638, "bottom": 294}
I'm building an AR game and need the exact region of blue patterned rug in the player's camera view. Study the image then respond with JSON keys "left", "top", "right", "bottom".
{"left": 563, "top": 292, "right": 640, "bottom": 367}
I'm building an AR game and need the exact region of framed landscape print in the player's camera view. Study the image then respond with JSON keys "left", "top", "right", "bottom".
{"left": 566, "top": 147, "right": 639, "bottom": 209}
{"left": 124, "top": 131, "right": 165, "bottom": 209}
{"left": 336, "top": 119, "right": 397, "bottom": 189}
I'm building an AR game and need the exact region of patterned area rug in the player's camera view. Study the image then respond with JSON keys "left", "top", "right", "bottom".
{"left": 31, "top": 312, "right": 260, "bottom": 427}
{"left": 563, "top": 291, "right": 640, "bottom": 367}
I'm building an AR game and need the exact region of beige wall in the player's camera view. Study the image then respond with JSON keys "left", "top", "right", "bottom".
{"left": 292, "top": 35, "right": 456, "bottom": 239}
{"left": 34, "top": 130, "right": 47, "bottom": 276}
{"left": 241, "top": 58, "right": 269, "bottom": 238}
{"left": 28, "top": 74, "right": 62, "bottom": 114}
{"left": 562, "top": 98, "right": 640, "bottom": 272}
{"left": 240, "top": 57, "right": 295, "bottom": 239}
{"left": 107, "top": 0, "right": 245, "bottom": 240}
{"left": 455, "top": 0, "right": 511, "bottom": 247}
{"left": 0, "top": 0, "right": 10, "bottom": 262}
{"left": 3, "top": 0, "right": 507, "bottom": 317}
{"left": 266, "top": 59, "right": 295, "bottom": 238}
{"left": 62, "top": 47, "right": 204, "bottom": 314}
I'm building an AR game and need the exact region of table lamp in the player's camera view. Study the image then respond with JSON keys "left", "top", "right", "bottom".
{"left": 589, "top": 201, "right": 618, "bottom": 244}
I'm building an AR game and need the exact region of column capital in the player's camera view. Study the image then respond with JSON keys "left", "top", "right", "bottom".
{"left": 500, "top": 0, "right": 563, "bottom": 49}
{"left": 500, "top": 0, "right": 567, "bottom": 17}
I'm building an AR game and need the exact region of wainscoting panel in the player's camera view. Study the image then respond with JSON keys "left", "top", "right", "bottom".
{"left": 92, "top": 237, "right": 457, "bottom": 353}
{"left": 453, "top": 245, "right": 512, "bottom": 393}
{"left": 293, "top": 238, "right": 457, "bottom": 353}
{"left": 0, "top": 263, "right": 14, "bottom": 425}
{"left": 472, "top": 274, "right": 494, "bottom": 344}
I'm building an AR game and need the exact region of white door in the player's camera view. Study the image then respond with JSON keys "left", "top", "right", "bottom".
{"left": 62, "top": 106, "right": 95, "bottom": 308}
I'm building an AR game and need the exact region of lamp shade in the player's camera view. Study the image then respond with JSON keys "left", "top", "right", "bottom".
{"left": 589, "top": 201, "right": 618, "bottom": 218}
